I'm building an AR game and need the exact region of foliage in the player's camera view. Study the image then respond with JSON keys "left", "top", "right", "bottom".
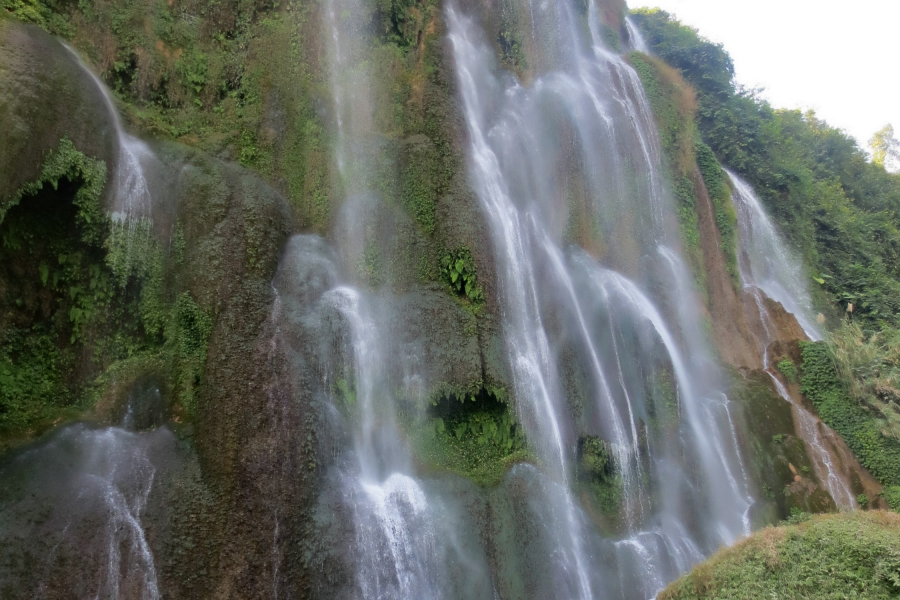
{"left": 440, "top": 247, "right": 484, "bottom": 305}
{"left": 414, "top": 389, "right": 529, "bottom": 486}
{"left": 5, "top": 139, "right": 107, "bottom": 239}
{"left": 1, "top": 0, "right": 73, "bottom": 36}
{"left": 799, "top": 341, "right": 900, "bottom": 488}
{"left": 497, "top": 0, "right": 527, "bottom": 73}
{"left": 783, "top": 506, "right": 810, "bottom": 525}
{"left": 870, "top": 124, "right": 900, "bottom": 172}
{"left": 885, "top": 486, "right": 900, "bottom": 512}
{"left": 169, "top": 292, "right": 214, "bottom": 417}
{"left": 828, "top": 321, "right": 900, "bottom": 441}
{"left": 659, "top": 511, "right": 900, "bottom": 599}
{"left": 777, "top": 358, "right": 798, "bottom": 384}
{"left": 576, "top": 434, "right": 626, "bottom": 517}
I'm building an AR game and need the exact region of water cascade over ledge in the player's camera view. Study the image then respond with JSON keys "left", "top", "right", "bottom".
{"left": 731, "top": 171, "right": 856, "bottom": 511}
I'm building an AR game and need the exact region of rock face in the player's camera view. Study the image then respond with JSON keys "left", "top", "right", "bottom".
{"left": 690, "top": 168, "right": 762, "bottom": 370}
{"left": 0, "top": 22, "right": 115, "bottom": 203}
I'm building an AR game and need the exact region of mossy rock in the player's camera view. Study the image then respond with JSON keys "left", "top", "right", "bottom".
{"left": 0, "top": 21, "right": 115, "bottom": 204}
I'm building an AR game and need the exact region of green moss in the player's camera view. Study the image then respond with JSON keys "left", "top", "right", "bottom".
{"left": 660, "top": 511, "right": 900, "bottom": 599}
{"left": 412, "top": 388, "right": 529, "bottom": 486}
{"left": 169, "top": 292, "right": 213, "bottom": 417}
{"left": 575, "top": 434, "right": 626, "bottom": 518}
{"left": 695, "top": 141, "right": 739, "bottom": 287}
{"left": 729, "top": 368, "right": 830, "bottom": 518}
{"left": 627, "top": 53, "right": 707, "bottom": 291}
{"left": 600, "top": 23, "right": 621, "bottom": 52}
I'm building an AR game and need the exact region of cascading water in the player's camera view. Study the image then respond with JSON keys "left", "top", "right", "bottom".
{"left": 63, "top": 45, "right": 154, "bottom": 224}
{"left": 730, "top": 171, "right": 856, "bottom": 510}
{"left": 0, "top": 48, "right": 172, "bottom": 599}
{"left": 444, "top": 1, "right": 754, "bottom": 596}
{"left": 730, "top": 171, "right": 821, "bottom": 341}
{"left": 0, "top": 381, "right": 171, "bottom": 599}
{"left": 625, "top": 17, "right": 649, "bottom": 53}
{"left": 63, "top": 44, "right": 157, "bottom": 276}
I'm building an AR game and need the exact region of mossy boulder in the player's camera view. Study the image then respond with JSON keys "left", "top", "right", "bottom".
{"left": 0, "top": 21, "right": 115, "bottom": 204}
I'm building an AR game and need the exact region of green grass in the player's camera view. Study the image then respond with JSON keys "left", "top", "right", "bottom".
{"left": 660, "top": 511, "right": 900, "bottom": 599}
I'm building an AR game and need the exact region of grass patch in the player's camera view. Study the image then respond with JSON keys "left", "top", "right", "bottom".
{"left": 660, "top": 511, "right": 900, "bottom": 599}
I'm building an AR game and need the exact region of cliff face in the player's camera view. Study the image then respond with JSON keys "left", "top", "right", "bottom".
{"left": 0, "top": 0, "right": 893, "bottom": 598}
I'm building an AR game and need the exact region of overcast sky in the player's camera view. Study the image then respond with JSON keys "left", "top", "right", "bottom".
{"left": 631, "top": 0, "right": 900, "bottom": 151}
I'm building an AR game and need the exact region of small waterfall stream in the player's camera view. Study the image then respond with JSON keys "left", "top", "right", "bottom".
{"left": 730, "top": 171, "right": 856, "bottom": 510}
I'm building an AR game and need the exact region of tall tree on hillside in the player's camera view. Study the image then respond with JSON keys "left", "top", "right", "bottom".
{"left": 870, "top": 124, "right": 900, "bottom": 172}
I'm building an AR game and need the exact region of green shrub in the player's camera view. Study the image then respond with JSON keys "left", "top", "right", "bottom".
{"left": 440, "top": 247, "right": 484, "bottom": 305}
{"left": 777, "top": 358, "right": 798, "bottom": 384}
{"left": 799, "top": 341, "right": 900, "bottom": 489}
{"left": 413, "top": 388, "right": 528, "bottom": 486}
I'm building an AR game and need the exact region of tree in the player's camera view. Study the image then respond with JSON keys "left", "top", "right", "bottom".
{"left": 869, "top": 124, "right": 900, "bottom": 172}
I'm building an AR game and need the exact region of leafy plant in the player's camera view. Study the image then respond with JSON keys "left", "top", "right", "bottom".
{"left": 777, "top": 358, "right": 798, "bottom": 384}
{"left": 440, "top": 247, "right": 484, "bottom": 304}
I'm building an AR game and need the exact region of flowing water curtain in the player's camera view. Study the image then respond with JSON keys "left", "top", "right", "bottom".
{"left": 0, "top": 425, "right": 173, "bottom": 599}
{"left": 446, "top": 1, "right": 755, "bottom": 597}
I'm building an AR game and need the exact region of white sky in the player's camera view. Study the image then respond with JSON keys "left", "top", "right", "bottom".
{"left": 631, "top": 0, "right": 900, "bottom": 150}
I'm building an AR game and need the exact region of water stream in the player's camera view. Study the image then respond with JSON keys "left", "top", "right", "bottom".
{"left": 730, "top": 171, "right": 855, "bottom": 510}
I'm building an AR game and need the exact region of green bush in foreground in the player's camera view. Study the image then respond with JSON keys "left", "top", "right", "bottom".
{"left": 660, "top": 511, "right": 900, "bottom": 599}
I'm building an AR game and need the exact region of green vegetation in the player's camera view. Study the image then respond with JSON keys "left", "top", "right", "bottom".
{"left": 800, "top": 340, "right": 900, "bottom": 509}
{"left": 0, "top": 140, "right": 114, "bottom": 432}
{"left": 695, "top": 140, "right": 738, "bottom": 283}
{"left": 829, "top": 321, "right": 900, "bottom": 440}
{"left": 777, "top": 358, "right": 798, "bottom": 384}
{"left": 632, "top": 8, "right": 900, "bottom": 329}
{"left": 413, "top": 388, "right": 529, "bottom": 486}
{"left": 0, "top": 140, "right": 215, "bottom": 441}
{"left": 577, "top": 434, "right": 624, "bottom": 517}
{"left": 660, "top": 511, "right": 900, "bottom": 599}
{"left": 440, "top": 247, "right": 484, "bottom": 305}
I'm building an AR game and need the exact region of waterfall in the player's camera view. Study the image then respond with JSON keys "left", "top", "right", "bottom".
{"left": 730, "top": 171, "right": 856, "bottom": 510}
{"left": 446, "top": 1, "right": 753, "bottom": 596}
{"left": 730, "top": 170, "right": 821, "bottom": 341}
{"left": 62, "top": 44, "right": 157, "bottom": 281}
{"left": 625, "top": 17, "right": 650, "bottom": 53}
